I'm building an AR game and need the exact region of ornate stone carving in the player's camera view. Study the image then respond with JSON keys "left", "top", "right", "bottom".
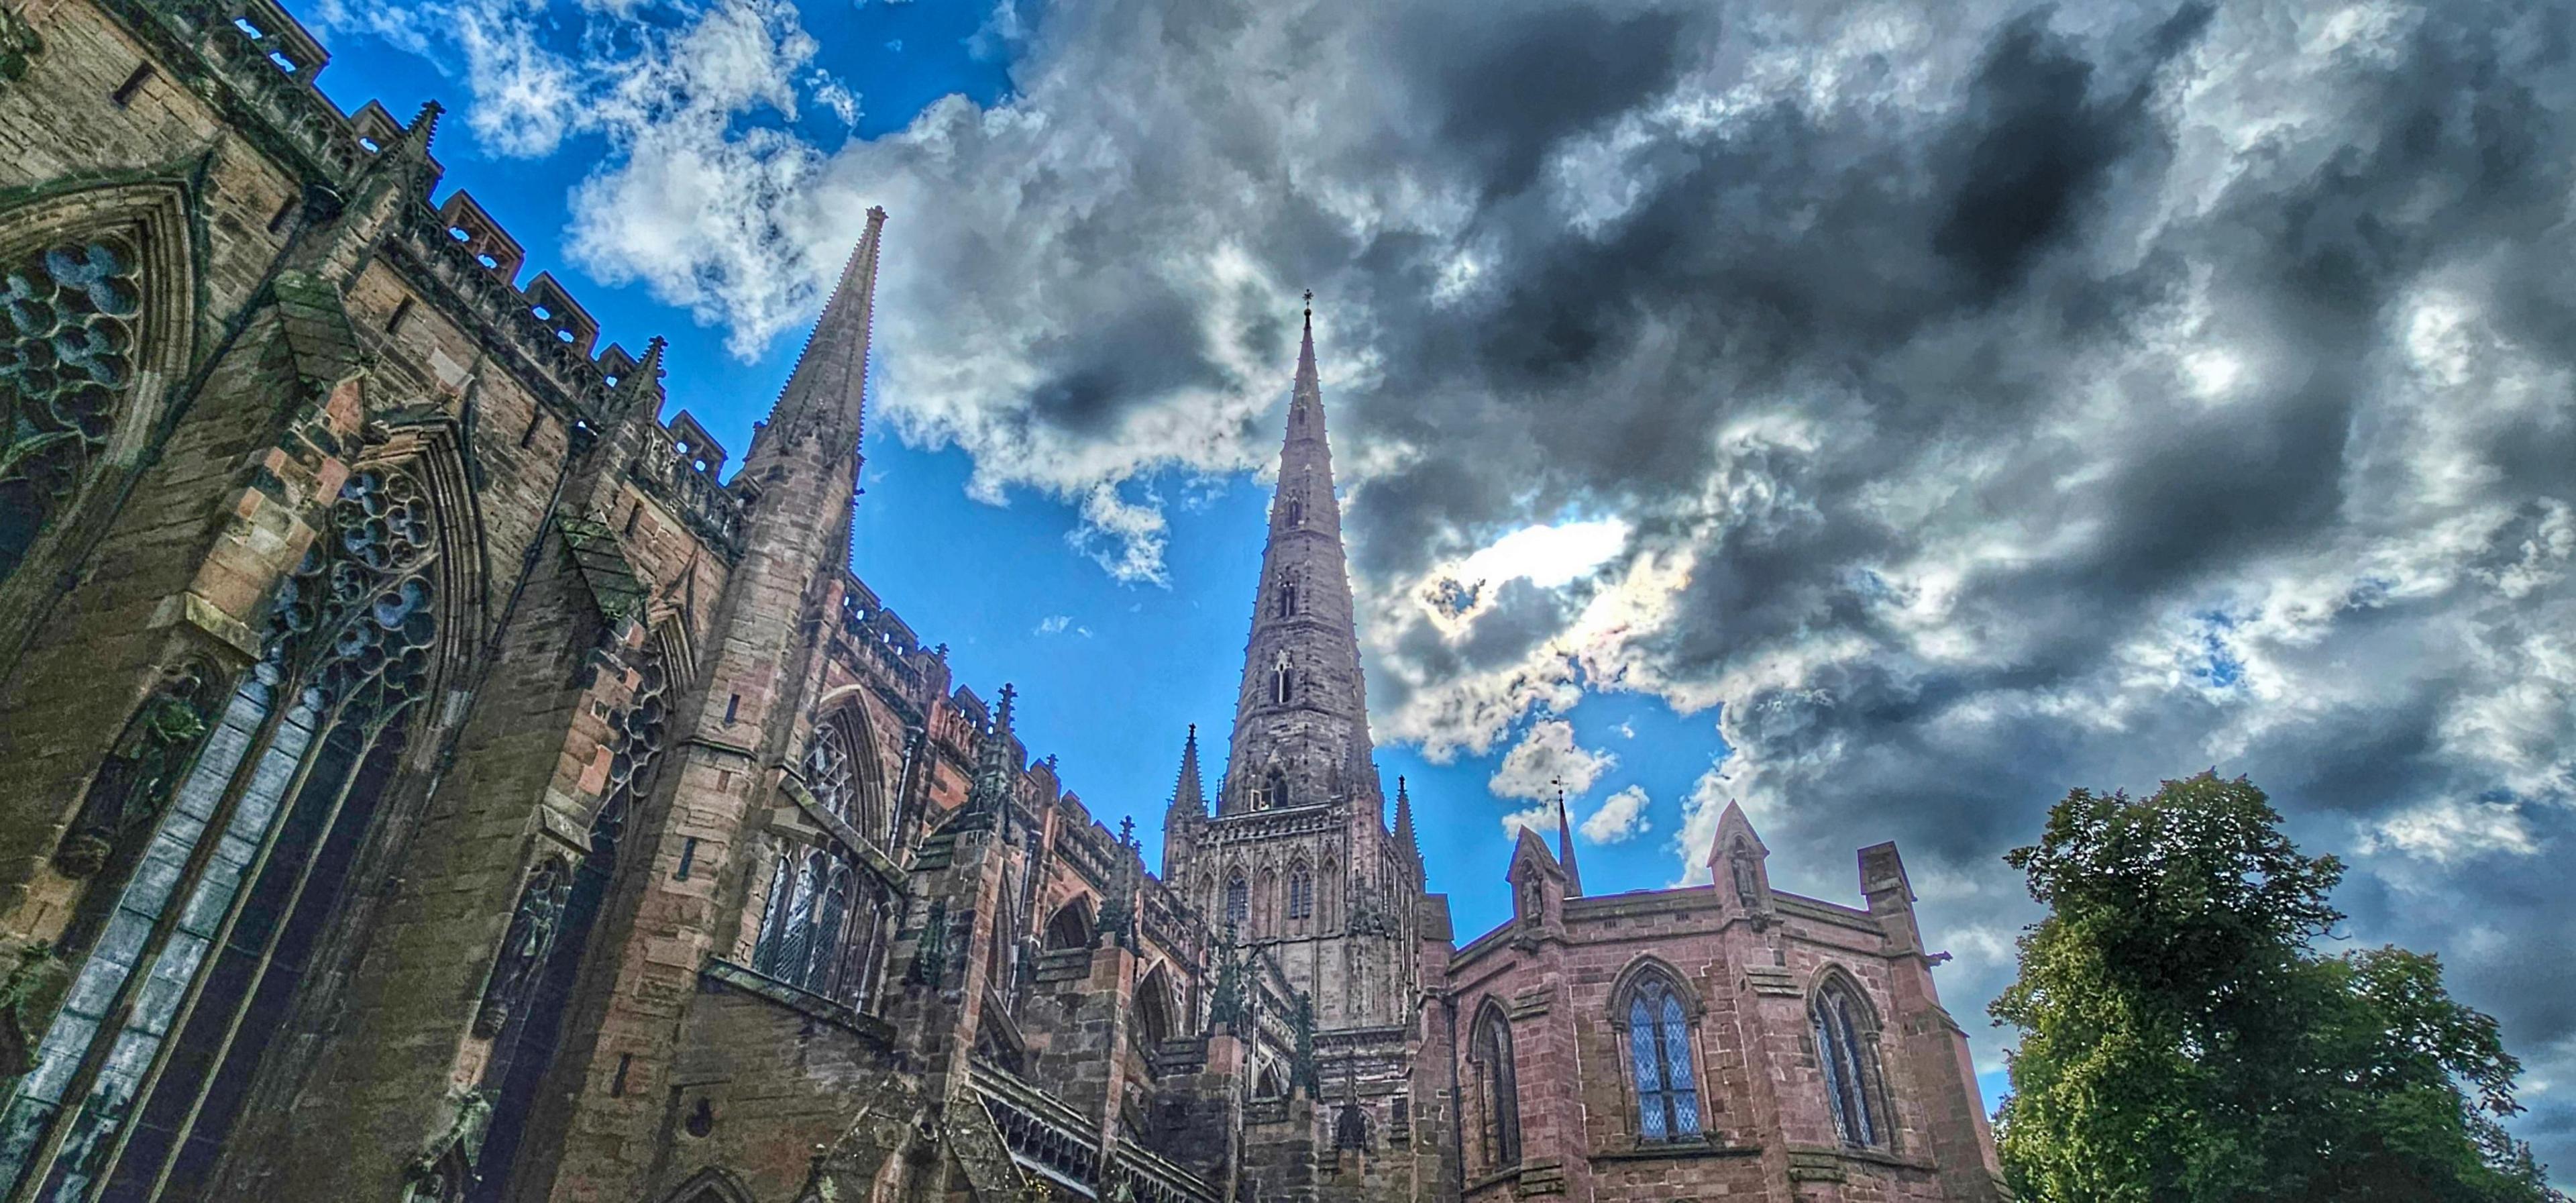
{"left": 474, "top": 858, "right": 569, "bottom": 1037}
{"left": 52, "top": 660, "right": 224, "bottom": 878}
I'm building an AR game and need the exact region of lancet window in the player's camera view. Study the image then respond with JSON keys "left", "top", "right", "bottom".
{"left": 1224, "top": 871, "right": 1249, "bottom": 931}
{"left": 1813, "top": 976, "right": 1883, "bottom": 1147}
{"left": 1623, "top": 967, "right": 1704, "bottom": 1141}
{"left": 0, "top": 468, "right": 443, "bottom": 1200}
{"left": 1268, "top": 652, "right": 1293, "bottom": 706}
{"left": 1469, "top": 1002, "right": 1521, "bottom": 1169}
{"left": 1287, "top": 863, "right": 1313, "bottom": 921}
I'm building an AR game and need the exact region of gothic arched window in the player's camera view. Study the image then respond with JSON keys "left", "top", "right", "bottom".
{"left": 1264, "top": 764, "right": 1289, "bottom": 811}
{"left": 1469, "top": 1002, "right": 1521, "bottom": 1169}
{"left": 1623, "top": 969, "right": 1704, "bottom": 1141}
{"left": 1044, "top": 899, "right": 1093, "bottom": 951}
{"left": 1224, "top": 871, "right": 1250, "bottom": 930}
{"left": 0, "top": 236, "right": 145, "bottom": 587}
{"left": 805, "top": 717, "right": 888, "bottom": 847}
{"left": 1285, "top": 496, "right": 1304, "bottom": 527}
{"left": 0, "top": 469, "right": 445, "bottom": 1198}
{"left": 753, "top": 849, "right": 855, "bottom": 998}
{"left": 1287, "top": 863, "right": 1313, "bottom": 920}
{"left": 1813, "top": 976, "right": 1883, "bottom": 1147}
{"left": 1269, "top": 652, "right": 1293, "bottom": 706}
{"left": 1136, "top": 966, "right": 1175, "bottom": 1046}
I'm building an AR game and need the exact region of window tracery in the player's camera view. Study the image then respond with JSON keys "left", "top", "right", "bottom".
{"left": 1224, "top": 871, "right": 1249, "bottom": 931}
{"left": 0, "top": 236, "right": 143, "bottom": 586}
{"left": 1469, "top": 1003, "right": 1520, "bottom": 1169}
{"left": 1623, "top": 969, "right": 1703, "bottom": 1141}
{"left": 0, "top": 468, "right": 443, "bottom": 1199}
{"left": 1287, "top": 863, "right": 1313, "bottom": 921}
{"left": 1813, "top": 976, "right": 1882, "bottom": 1147}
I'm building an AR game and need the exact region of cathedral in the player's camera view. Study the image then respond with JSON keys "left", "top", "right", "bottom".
{"left": 0, "top": 0, "right": 2009, "bottom": 1200}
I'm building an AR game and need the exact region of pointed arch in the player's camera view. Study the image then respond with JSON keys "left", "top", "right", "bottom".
{"left": 1043, "top": 896, "right": 1095, "bottom": 951}
{"left": 804, "top": 701, "right": 892, "bottom": 849}
{"left": 1223, "top": 868, "right": 1249, "bottom": 931}
{"left": 1285, "top": 858, "right": 1313, "bottom": 922}
{"left": 0, "top": 180, "right": 197, "bottom": 641}
{"left": 1467, "top": 997, "right": 1521, "bottom": 1170}
{"left": 1134, "top": 963, "right": 1176, "bottom": 1047}
{"left": 1611, "top": 957, "right": 1705, "bottom": 1142}
{"left": 1809, "top": 964, "right": 1889, "bottom": 1149}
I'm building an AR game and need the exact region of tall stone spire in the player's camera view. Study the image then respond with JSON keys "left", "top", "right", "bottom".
{"left": 1220, "top": 296, "right": 1377, "bottom": 817}
{"left": 758, "top": 207, "right": 888, "bottom": 460}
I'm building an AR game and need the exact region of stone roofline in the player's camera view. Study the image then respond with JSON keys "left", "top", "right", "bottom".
{"left": 1445, "top": 876, "right": 1894, "bottom": 972}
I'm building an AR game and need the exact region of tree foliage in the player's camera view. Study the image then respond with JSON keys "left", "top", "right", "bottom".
{"left": 1990, "top": 772, "right": 2559, "bottom": 1202}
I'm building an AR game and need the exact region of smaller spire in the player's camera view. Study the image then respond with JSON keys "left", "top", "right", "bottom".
{"left": 1169, "top": 724, "right": 1207, "bottom": 818}
{"left": 396, "top": 99, "right": 443, "bottom": 161}
{"left": 1554, "top": 780, "right": 1583, "bottom": 896}
{"left": 965, "top": 683, "right": 1019, "bottom": 825}
{"left": 1393, "top": 775, "right": 1419, "bottom": 855}
{"left": 610, "top": 335, "right": 667, "bottom": 413}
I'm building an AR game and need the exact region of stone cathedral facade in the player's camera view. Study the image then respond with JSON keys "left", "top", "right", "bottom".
{"left": 0, "top": 1, "right": 2009, "bottom": 1201}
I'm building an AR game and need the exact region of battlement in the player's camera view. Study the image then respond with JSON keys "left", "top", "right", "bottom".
{"left": 115, "top": 0, "right": 678, "bottom": 430}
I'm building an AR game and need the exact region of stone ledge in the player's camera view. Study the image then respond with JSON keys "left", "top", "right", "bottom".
{"left": 1784, "top": 1142, "right": 1939, "bottom": 1176}
{"left": 699, "top": 958, "right": 894, "bottom": 1047}
{"left": 1588, "top": 1139, "right": 1764, "bottom": 1164}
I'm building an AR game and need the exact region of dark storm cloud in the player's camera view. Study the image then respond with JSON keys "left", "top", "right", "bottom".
{"left": 549, "top": 0, "right": 2576, "bottom": 1170}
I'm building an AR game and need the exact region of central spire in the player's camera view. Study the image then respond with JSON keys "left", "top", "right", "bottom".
{"left": 1220, "top": 301, "right": 1376, "bottom": 817}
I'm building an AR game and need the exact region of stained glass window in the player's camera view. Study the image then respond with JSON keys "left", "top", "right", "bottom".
{"left": 0, "top": 469, "right": 441, "bottom": 1200}
{"left": 1287, "top": 865, "right": 1313, "bottom": 920}
{"left": 1224, "top": 872, "right": 1249, "bottom": 929}
{"left": 1471, "top": 1006, "right": 1519, "bottom": 1168}
{"left": 1814, "top": 980, "right": 1880, "bottom": 1147}
{"left": 1627, "top": 972, "right": 1703, "bottom": 1141}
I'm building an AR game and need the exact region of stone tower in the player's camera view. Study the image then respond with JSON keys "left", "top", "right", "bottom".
{"left": 1171, "top": 303, "right": 1417, "bottom": 1034}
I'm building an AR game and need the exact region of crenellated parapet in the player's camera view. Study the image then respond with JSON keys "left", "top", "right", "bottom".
{"left": 627, "top": 415, "right": 749, "bottom": 556}
{"left": 91, "top": 0, "right": 684, "bottom": 436}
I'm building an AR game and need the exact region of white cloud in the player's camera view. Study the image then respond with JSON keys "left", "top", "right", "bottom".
{"left": 1035, "top": 615, "right": 1071, "bottom": 635}
{"left": 1498, "top": 804, "right": 1554, "bottom": 840}
{"left": 1581, "top": 785, "right": 1651, "bottom": 844}
{"left": 1487, "top": 719, "right": 1617, "bottom": 801}
{"left": 1454, "top": 518, "right": 1632, "bottom": 592}
{"left": 2364, "top": 799, "right": 2539, "bottom": 865}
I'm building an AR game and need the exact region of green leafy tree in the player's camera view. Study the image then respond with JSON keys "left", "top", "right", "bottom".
{"left": 1990, "top": 772, "right": 2558, "bottom": 1203}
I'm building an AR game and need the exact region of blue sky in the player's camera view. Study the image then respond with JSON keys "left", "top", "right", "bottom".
{"left": 296, "top": 0, "right": 2576, "bottom": 1154}
{"left": 307, "top": 0, "right": 1739, "bottom": 950}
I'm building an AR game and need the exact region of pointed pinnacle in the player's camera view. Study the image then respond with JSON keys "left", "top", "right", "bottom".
{"left": 614, "top": 335, "right": 667, "bottom": 409}
{"left": 388, "top": 99, "right": 443, "bottom": 164}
